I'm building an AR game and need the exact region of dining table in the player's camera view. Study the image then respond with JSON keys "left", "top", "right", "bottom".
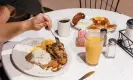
{"left": 1, "top": 8, "right": 133, "bottom": 80}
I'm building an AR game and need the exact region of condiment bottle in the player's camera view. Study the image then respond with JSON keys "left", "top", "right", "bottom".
{"left": 100, "top": 28, "right": 107, "bottom": 54}
{"left": 105, "top": 38, "right": 117, "bottom": 58}
{"left": 125, "top": 19, "right": 133, "bottom": 47}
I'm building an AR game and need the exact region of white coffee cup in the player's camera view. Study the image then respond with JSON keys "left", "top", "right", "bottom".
{"left": 58, "top": 18, "right": 71, "bottom": 37}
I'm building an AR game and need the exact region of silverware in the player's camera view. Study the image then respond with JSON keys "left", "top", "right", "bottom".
{"left": 40, "top": 6, "right": 60, "bottom": 43}
{"left": 79, "top": 71, "right": 95, "bottom": 80}
{"left": 45, "top": 26, "right": 60, "bottom": 43}
{"left": 50, "top": 29, "right": 60, "bottom": 43}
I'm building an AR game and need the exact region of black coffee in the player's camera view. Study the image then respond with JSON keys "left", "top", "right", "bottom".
{"left": 59, "top": 19, "right": 70, "bottom": 23}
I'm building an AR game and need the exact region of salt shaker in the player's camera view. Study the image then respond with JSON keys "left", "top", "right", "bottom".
{"left": 105, "top": 38, "right": 117, "bottom": 58}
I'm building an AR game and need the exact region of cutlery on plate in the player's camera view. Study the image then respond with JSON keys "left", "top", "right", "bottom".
{"left": 45, "top": 26, "right": 60, "bottom": 43}
{"left": 79, "top": 71, "right": 95, "bottom": 80}
{"left": 50, "top": 29, "right": 60, "bottom": 43}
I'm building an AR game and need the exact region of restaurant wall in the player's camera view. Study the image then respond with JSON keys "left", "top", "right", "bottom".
{"left": 117, "top": 0, "right": 133, "bottom": 17}
{"left": 41, "top": 0, "right": 80, "bottom": 10}
{"left": 41, "top": 0, "right": 133, "bottom": 17}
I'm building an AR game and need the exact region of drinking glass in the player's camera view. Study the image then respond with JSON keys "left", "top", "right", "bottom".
{"left": 85, "top": 30, "right": 104, "bottom": 66}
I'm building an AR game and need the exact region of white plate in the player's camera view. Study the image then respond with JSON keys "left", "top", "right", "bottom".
{"left": 11, "top": 38, "right": 71, "bottom": 77}
{"left": 71, "top": 16, "right": 117, "bottom": 32}
{"left": 71, "top": 16, "right": 92, "bottom": 30}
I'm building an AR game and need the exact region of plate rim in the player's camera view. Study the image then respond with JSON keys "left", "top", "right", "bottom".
{"left": 11, "top": 37, "right": 72, "bottom": 77}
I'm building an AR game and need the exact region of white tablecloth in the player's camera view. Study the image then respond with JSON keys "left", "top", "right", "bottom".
{"left": 2, "top": 8, "right": 133, "bottom": 80}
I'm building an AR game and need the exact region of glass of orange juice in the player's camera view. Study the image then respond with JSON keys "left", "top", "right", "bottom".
{"left": 85, "top": 30, "right": 104, "bottom": 66}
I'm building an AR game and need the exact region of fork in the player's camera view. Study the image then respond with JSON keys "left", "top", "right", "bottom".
{"left": 45, "top": 26, "right": 60, "bottom": 43}
{"left": 40, "top": 5, "right": 60, "bottom": 43}
{"left": 50, "top": 29, "right": 60, "bottom": 43}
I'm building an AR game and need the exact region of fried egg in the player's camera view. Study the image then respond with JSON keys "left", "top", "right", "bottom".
{"left": 30, "top": 49, "right": 51, "bottom": 65}
{"left": 29, "top": 40, "right": 55, "bottom": 65}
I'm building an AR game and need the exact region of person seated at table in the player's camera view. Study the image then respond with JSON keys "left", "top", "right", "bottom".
{"left": 0, "top": 0, "right": 52, "bottom": 42}
{"left": 0, "top": 13, "right": 51, "bottom": 42}
{"left": 0, "top": 1, "right": 51, "bottom": 79}
{"left": 0, "top": 0, "right": 43, "bottom": 23}
{"left": 0, "top": 1, "right": 51, "bottom": 80}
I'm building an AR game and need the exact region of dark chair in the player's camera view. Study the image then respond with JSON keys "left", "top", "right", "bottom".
{"left": 79, "top": 0, "right": 120, "bottom": 12}
{"left": 39, "top": 0, "right": 53, "bottom": 13}
{"left": 0, "top": 67, "right": 9, "bottom": 80}
{"left": 43, "top": 7, "right": 53, "bottom": 12}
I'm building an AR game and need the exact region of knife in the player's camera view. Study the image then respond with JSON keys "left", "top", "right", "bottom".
{"left": 79, "top": 71, "right": 95, "bottom": 80}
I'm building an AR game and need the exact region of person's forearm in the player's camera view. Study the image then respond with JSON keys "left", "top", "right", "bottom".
{"left": 0, "top": 20, "right": 31, "bottom": 42}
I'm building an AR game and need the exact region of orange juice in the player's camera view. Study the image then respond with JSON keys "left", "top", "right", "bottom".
{"left": 85, "top": 35, "right": 103, "bottom": 66}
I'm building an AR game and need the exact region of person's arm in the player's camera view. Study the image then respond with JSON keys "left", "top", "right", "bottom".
{"left": 0, "top": 20, "right": 31, "bottom": 42}
{"left": 0, "top": 13, "right": 52, "bottom": 42}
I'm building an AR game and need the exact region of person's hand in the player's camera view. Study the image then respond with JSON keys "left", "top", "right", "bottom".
{"left": 28, "top": 13, "right": 52, "bottom": 30}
